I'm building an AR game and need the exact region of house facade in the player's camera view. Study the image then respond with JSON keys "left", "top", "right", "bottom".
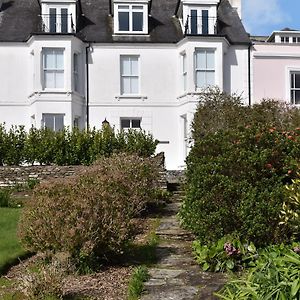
{"left": 252, "top": 29, "right": 300, "bottom": 105}
{"left": 0, "top": 0, "right": 250, "bottom": 169}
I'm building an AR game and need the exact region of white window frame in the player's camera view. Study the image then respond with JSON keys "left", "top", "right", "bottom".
{"left": 42, "top": 48, "right": 65, "bottom": 90}
{"left": 290, "top": 71, "right": 300, "bottom": 105}
{"left": 120, "top": 55, "right": 140, "bottom": 95}
{"left": 194, "top": 49, "right": 215, "bottom": 89}
{"left": 45, "top": 6, "right": 71, "bottom": 33}
{"left": 42, "top": 114, "right": 65, "bottom": 132}
{"left": 73, "top": 53, "right": 80, "bottom": 93}
{"left": 114, "top": 3, "right": 148, "bottom": 34}
{"left": 120, "top": 117, "right": 142, "bottom": 131}
{"left": 181, "top": 52, "right": 187, "bottom": 92}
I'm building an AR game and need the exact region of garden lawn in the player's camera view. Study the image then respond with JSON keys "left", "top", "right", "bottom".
{"left": 0, "top": 208, "right": 26, "bottom": 273}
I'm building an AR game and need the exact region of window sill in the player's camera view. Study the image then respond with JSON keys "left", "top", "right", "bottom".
{"left": 113, "top": 33, "right": 150, "bottom": 36}
{"left": 115, "top": 95, "right": 148, "bottom": 101}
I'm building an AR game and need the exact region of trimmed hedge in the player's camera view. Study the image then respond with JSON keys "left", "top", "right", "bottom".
{"left": 18, "top": 153, "right": 160, "bottom": 265}
{"left": 0, "top": 124, "right": 158, "bottom": 166}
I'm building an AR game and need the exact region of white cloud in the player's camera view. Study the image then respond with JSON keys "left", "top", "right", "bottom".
{"left": 242, "top": 0, "right": 289, "bottom": 35}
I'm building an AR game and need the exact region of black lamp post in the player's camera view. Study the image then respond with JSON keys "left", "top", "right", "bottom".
{"left": 102, "top": 118, "right": 110, "bottom": 126}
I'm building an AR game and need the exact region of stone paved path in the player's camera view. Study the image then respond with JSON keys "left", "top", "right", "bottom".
{"left": 141, "top": 190, "right": 226, "bottom": 300}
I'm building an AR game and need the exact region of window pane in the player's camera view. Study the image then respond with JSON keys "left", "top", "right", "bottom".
{"left": 132, "top": 119, "right": 141, "bottom": 128}
{"left": 295, "top": 90, "right": 300, "bottom": 105}
{"left": 121, "top": 77, "right": 131, "bottom": 94}
{"left": 131, "top": 77, "right": 139, "bottom": 94}
{"left": 190, "top": 10, "right": 198, "bottom": 34}
{"left": 196, "top": 51, "right": 206, "bottom": 69}
{"left": 133, "top": 12, "right": 143, "bottom": 31}
{"left": 291, "top": 73, "right": 295, "bottom": 88}
{"left": 54, "top": 115, "right": 64, "bottom": 131}
{"left": 55, "top": 71, "right": 64, "bottom": 88}
{"left": 121, "top": 57, "right": 131, "bottom": 75}
{"left": 132, "top": 6, "right": 143, "bottom": 10}
{"left": 196, "top": 71, "right": 206, "bottom": 88}
{"left": 295, "top": 73, "right": 300, "bottom": 88}
{"left": 119, "top": 12, "right": 129, "bottom": 31}
{"left": 61, "top": 8, "right": 68, "bottom": 33}
{"left": 207, "top": 51, "right": 215, "bottom": 69}
{"left": 45, "top": 71, "right": 55, "bottom": 88}
{"left": 44, "top": 115, "right": 54, "bottom": 130}
{"left": 131, "top": 57, "right": 139, "bottom": 75}
{"left": 56, "top": 51, "right": 64, "bottom": 69}
{"left": 202, "top": 10, "right": 209, "bottom": 34}
{"left": 119, "top": 5, "right": 129, "bottom": 9}
{"left": 44, "top": 50, "right": 55, "bottom": 69}
{"left": 206, "top": 71, "right": 215, "bottom": 85}
{"left": 49, "top": 8, "right": 57, "bottom": 33}
{"left": 121, "top": 119, "right": 130, "bottom": 129}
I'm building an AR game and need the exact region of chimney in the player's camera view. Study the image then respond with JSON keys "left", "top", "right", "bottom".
{"left": 228, "top": 0, "right": 242, "bottom": 19}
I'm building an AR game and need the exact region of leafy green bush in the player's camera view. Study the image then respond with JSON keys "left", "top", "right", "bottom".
{"left": 192, "top": 87, "right": 300, "bottom": 141}
{"left": 18, "top": 154, "right": 160, "bottom": 267}
{"left": 0, "top": 188, "right": 11, "bottom": 207}
{"left": 180, "top": 92, "right": 300, "bottom": 246}
{"left": 0, "top": 125, "right": 158, "bottom": 166}
{"left": 216, "top": 244, "right": 300, "bottom": 299}
{"left": 193, "top": 236, "right": 258, "bottom": 273}
{"left": 127, "top": 266, "right": 150, "bottom": 300}
{"left": 280, "top": 175, "right": 300, "bottom": 239}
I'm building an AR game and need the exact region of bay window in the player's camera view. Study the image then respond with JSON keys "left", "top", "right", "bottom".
{"left": 43, "top": 48, "right": 64, "bottom": 89}
{"left": 42, "top": 114, "right": 64, "bottom": 131}
{"left": 195, "top": 49, "right": 215, "bottom": 88}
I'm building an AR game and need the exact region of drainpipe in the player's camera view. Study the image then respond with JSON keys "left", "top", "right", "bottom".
{"left": 85, "top": 44, "right": 90, "bottom": 129}
{"left": 248, "top": 44, "right": 252, "bottom": 106}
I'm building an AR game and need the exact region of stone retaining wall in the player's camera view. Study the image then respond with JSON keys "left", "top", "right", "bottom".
{"left": 0, "top": 153, "right": 167, "bottom": 188}
{"left": 0, "top": 165, "right": 84, "bottom": 187}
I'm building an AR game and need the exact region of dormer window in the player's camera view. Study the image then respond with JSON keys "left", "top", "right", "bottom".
{"left": 114, "top": 2, "right": 148, "bottom": 34}
{"left": 40, "top": 0, "right": 77, "bottom": 34}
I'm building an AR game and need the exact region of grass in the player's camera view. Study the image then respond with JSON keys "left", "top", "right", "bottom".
{"left": 127, "top": 266, "right": 150, "bottom": 300}
{"left": 0, "top": 208, "right": 27, "bottom": 274}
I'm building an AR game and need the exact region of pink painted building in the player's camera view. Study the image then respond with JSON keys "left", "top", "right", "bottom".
{"left": 252, "top": 29, "right": 300, "bottom": 105}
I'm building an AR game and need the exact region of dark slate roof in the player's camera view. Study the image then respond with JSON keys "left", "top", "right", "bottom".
{"left": 217, "top": 0, "right": 250, "bottom": 45}
{"left": 0, "top": 0, "right": 250, "bottom": 44}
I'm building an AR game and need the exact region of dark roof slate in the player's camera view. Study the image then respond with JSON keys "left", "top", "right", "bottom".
{"left": 0, "top": 0, "right": 250, "bottom": 45}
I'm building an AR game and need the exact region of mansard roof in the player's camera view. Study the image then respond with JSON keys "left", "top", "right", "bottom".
{"left": 0, "top": 0, "right": 250, "bottom": 44}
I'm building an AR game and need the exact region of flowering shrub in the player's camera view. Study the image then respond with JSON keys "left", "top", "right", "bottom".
{"left": 0, "top": 125, "right": 158, "bottom": 166}
{"left": 193, "top": 236, "right": 258, "bottom": 273}
{"left": 18, "top": 154, "right": 160, "bottom": 267}
{"left": 180, "top": 94, "right": 300, "bottom": 246}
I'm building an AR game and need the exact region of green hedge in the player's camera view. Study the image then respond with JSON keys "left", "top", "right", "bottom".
{"left": 180, "top": 90, "right": 300, "bottom": 246}
{"left": 0, "top": 124, "right": 158, "bottom": 166}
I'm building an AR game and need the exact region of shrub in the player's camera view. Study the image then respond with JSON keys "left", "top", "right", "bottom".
{"left": 180, "top": 93, "right": 300, "bottom": 246}
{"left": 0, "top": 188, "right": 11, "bottom": 207}
{"left": 216, "top": 244, "right": 300, "bottom": 299}
{"left": 0, "top": 125, "right": 158, "bottom": 166}
{"left": 280, "top": 175, "right": 300, "bottom": 239}
{"left": 18, "top": 154, "right": 160, "bottom": 267}
{"left": 193, "top": 235, "right": 258, "bottom": 273}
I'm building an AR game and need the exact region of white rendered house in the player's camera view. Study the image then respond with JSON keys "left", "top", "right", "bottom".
{"left": 0, "top": 0, "right": 250, "bottom": 169}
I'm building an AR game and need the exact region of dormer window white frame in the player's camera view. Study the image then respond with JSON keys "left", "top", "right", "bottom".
{"left": 181, "top": 0, "right": 218, "bottom": 35}
{"left": 114, "top": 1, "right": 148, "bottom": 34}
{"left": 40, "top": 0, "right": 77, "bottom": 33}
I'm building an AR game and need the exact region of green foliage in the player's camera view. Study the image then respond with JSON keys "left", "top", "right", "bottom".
{"left": 0, "top": 125, "right": 158, "bottom": 166}
{"left": 193, "top": 236, "right": 258, "bottom": 273}
{"left": 192, "top": 87, "right": 300, "bottom": 141}
{"left": 0, "top": 208, "right": 26, "bottom": 274}
{"left": 127, "top": 266, "right": 150, "bottom": 300}
{"left": 0, "top": 189, "right": 11, "bottom": 208}
{"left": 180, "top": 90, "right": 300, "bottom": 246}
{"left": 280, "top": 175, "right": 300, "bottom": 239}
{"left": 216, "top": 244, "right": 300, "bottom": 300}
{"left": 18, "top": 154, "right": 160, "bottom": 268}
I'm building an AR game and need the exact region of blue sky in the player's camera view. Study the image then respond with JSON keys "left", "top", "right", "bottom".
{"left": 242, "top": 0, "right": 300, "bottom": 36}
